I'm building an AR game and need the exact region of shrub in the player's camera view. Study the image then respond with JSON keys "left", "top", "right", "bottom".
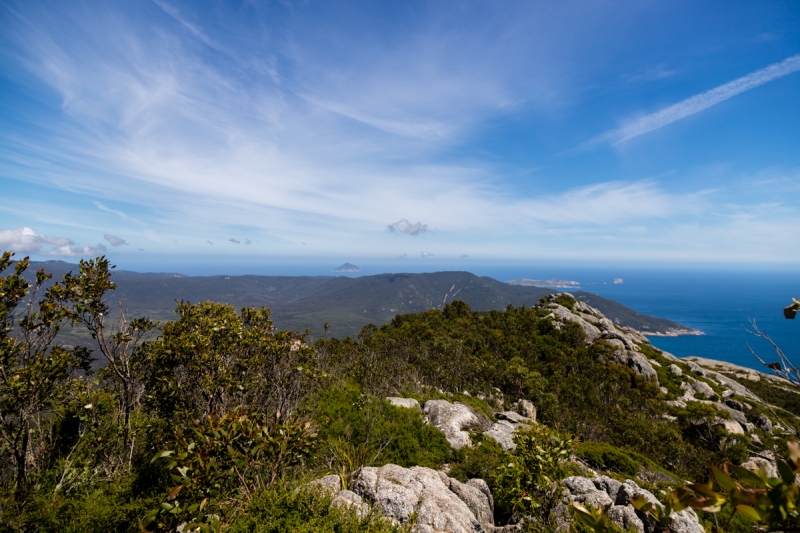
{"left": 310, "top": 384, "right": 452, "bottom": 472}
{"left": 145, "top": 409, "right": 317, "bottom": 531}
{"left": 228, "top": 483, "right": 407, "bottom": 533}
{"left": 493, "top": 424, "right": 575, "bottom": 519}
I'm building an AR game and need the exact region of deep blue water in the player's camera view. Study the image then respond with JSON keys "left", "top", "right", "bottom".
{"left": 476, "top": 266, "right": 799, "bottom": 372}
{"left": 117, "top": 256, "right": 798, "bottom": 372}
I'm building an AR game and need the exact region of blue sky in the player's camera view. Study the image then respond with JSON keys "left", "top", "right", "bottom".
{"left": 1, "top": 0, "right": 799, "bottom": 272}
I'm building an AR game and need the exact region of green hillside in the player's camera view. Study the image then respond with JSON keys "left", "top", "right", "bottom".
{"left": 27, "top": 261, "right": 693, "bottom": 338}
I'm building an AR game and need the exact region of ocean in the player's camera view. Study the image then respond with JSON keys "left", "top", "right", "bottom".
{"left": 475, "top": 265, "right": 799, "bottom": 372}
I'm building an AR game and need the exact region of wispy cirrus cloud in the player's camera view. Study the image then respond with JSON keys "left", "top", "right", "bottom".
{"left": 589, "top": 54, "right": 800, "bottom": 146}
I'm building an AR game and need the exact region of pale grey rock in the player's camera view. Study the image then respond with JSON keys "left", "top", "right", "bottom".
{"left": 387, "top": 397, "right": 421, "bottom": 410}
{"left": 547, "top": 304, "right": 602, "bottom": 342}
{"left": 724, "top": 399, "right": 745, "bottom": 411}
{"left": 448, "top": 477, "right": 494, "bottom": 532}
{"left": 717, "top": 403, "right": 747, "bottom": 425}
{"left": 751, "top": 433, "right": 763, "bottom": 446}
{"left": 660, "top": 387, "right": 669, "bottom": 395}
{"left": 691, "top": 380, "right": 715, "bottom": 399}
{"left": 742, "top": 457, "right": 778, "bottom": 479}
{"left": 496, "top": 411, "right": 532, "bottom": 425}
{"left": 606, "top": 338, "right": 627, "bottom": 350}
{"left": 666, "top": 400, "right": 687, "bottom": 408}
{"left": 592, "top": 476, "right": 623, "bottom": 500}
{"left": 756, "top": 414, "right": 773, "bottom": 434}
{"left": 485, "top": 411, "right": 534, "bottom": 451}
{"left": 668, "top": 364, "right": 683, "bottom": 376}
{"left": 561, "top": 477, "right": 703, "bottom": 533}
{"left": 649, "top": 359, "right": 661, "bottom": 367}
{"left": 349, "top": 464, "right": 491, "bottom": 532}
{"left": 423, "top": 400, "right": 492, "bottom": 449}
{"left": 308, "top": 474, "right": 342, "bottom": 497}
{"left": 716, "top": 418, "right": 745, "bottom": 436}
{"left": 722, "top": 389, "right": 735, "bottom": 398}
{"left": 516, "top": 399, "right": 537, "bottom": 421}
{"left": 687, "top": 361, "right": 707, "bottom": 376}
{"left": 484, "top": 420, "right": 517, "bottom": 451}
{"left": 614, "top": 351, "right": 659, "bottom": 383}
{"left": 608, "top": 505, "right": 644, "bottom": 532}
{"left": 331, "top": 490, "right": 370, "bottom": 518}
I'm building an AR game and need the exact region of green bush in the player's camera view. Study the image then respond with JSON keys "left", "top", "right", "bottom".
{"left": 310, "top": 383, "right": 452, "bottom": 471}
{"left": 576, "top": 441, "right": 641, "bottom": 477}
{"left": 493, "top": 424, "right": 575, "bottom": 519}
{"left": 449, "top": 433, "right": 505, "bottom": 484}
{"left": 228, "top": 484, "right": 407, "bottom": 533}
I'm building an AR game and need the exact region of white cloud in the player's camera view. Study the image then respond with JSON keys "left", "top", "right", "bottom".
{"left": 590, "top": 54, "right": 800, "bottom": 146}
{"left": 420, "top": 251, "right": 434, "bottom": 257}
{"left": 104, "top": 233, "right": 128, "bottom": 246}
{"left": 387, "top": 219, "right": 428, "bottom": 236}
{"left": 0, "top": 227, "right": 106, "bottom": 257}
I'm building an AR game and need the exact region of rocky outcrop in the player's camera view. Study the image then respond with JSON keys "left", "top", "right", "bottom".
{"left": 546, "top": 303, "right": 602, "bottom": 343}
{"left": 387, "top": 397, "right": 421, "bottom": 410}
{"left": 348, "top": 464, "right": 496, "bottom": 532}
{"left": 516, "top": 399, "right": 537, "bottom": 421}
{"left": 613, "top": 350, "right": 659, "bottom": 384}
{"left": 423, "top": 400, "right": 492, "bottom": 449}
{"left": 484, "top": 411, "right": 535, "bottom": 451}
{"left": 561, "top": 476, "right": 703, "bottom": 533}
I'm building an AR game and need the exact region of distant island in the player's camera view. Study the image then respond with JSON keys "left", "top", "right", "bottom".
{"left": 332, "top": 262, "right": 361, "bottom": 272}
{"left": 507, "top": 278, "right": 580, "bottom": 289}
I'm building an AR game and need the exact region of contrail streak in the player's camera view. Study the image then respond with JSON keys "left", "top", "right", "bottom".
{"left": 592, "top": 54, "right": 800, "bottom": 146}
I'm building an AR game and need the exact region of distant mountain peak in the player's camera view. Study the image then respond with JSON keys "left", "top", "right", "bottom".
{"left": 332, "top": 263, "right": 361, "bottom": 273}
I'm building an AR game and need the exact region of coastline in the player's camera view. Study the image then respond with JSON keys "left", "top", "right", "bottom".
{"left": 644, "top": 327, "right": 704, "bottom": 337}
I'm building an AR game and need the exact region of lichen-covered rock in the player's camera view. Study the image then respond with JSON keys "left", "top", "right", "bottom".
{"left": 516, "top": 399, "right": 537, "bottom": 421}
{"left": 307, "top": 474, "right": 342, "bottom": 496}
{"left": 546, "top": 304, "right": 602, "bottom": 342}
{"left": 716, "top": 418, "right": 745, "bottom": 436}
{"left": 668, "top": 364, "right": 683, "bottom": 376}
{"left": 716, "top": 403, "right": 747, "bottom": 425}
{"left": 447, "top": 477, "right": 494, "bottom": 531}
{"left": 687, "top": 361, "right": 707, "bottom": 376}
{"left": 742, "top": 456, "right": 778, "bottom": 479}
{"left": 756, "top": 414, "right": 773, "bottom": 434}
{"left": 330, "top": 489, "right": 369, "bottom": 518}
{"left": 690, "top": 380, "right": 715, "bottom": 399}
{"left": 349, "top": 464, "right": 493, "bottom": 532}
{"left": 561, "top": 476, "right": 703, "bottom": 533}
{"left": 387, "top": 397, "right": 421, "bottom": 410}
{"left": 423, "top": 400, "right": 492, "bottom": 449}
{"left": 613, "top": 351, "right": 659, "bottom": 384}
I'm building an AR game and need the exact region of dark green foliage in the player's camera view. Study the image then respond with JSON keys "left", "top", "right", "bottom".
{"left": 575, "top": 441, "right": 643, "bottom": 477}
{"left": 310, "top": 384, "right": 452, "bottom": 470}
{"left": 141, "top": 301, "right": 317, "bottom": 422}
{"left": 145, "top": 409, "right": 317, "bottom": 531}
{"left": 448, "top": 434, "right": 505, "bottom": 484}
{"left": 228, "top": 484, "right": 406, "bottom": 533}
{"left": 575, "top": 441, "right": 676, "bottom": 482}
{"left": 493, "top": 424, "right": 575, "bottom": 519}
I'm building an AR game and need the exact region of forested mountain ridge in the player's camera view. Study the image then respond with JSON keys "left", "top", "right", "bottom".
{"left": 27, "top": 261, "right": 696, "bottom": 338}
